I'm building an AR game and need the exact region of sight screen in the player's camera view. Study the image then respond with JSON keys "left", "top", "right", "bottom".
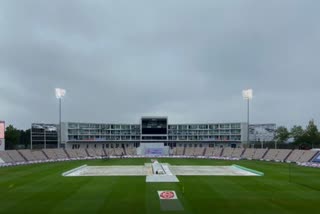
{"left": 0, "top": 122, "right": 4, "bottom": 139}
{"left": 141, "top": 118, "right": 167, "bottom": 135}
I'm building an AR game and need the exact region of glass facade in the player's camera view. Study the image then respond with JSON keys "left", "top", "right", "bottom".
{"left": 31, "top": 123, "right": 58, "bottom": 149}
{"left": 167, "top": 123, "right": 242, "bottom": 143}
{"left": 31, "top": 119, "right": 248, "bottom": 148}
{"left": 66, "top": 123, "right": 140, "bottom": 142}
{"left": 65, "top": 122, "right": 243, "bottom": 143}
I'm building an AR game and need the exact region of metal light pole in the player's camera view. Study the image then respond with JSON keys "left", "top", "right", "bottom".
{"left": 247, "top": 97, "right": 250, "bottom": 145}
{"left": 55, "top": 88, "right": 66, "bottom": 149}
{"left": 59, "top": 98, "right": 61, "bottom": 149}
{"left": 242, "top": 89, "right": 253, "bottom": 146}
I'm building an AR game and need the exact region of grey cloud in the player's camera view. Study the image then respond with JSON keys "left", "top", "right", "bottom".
{"left": 0, "top": 0, "right": 320, "bottom": 129}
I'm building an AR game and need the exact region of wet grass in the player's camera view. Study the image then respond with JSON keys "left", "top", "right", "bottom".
{"left": 0, "top": 158, "right": 319, "bottom": 214}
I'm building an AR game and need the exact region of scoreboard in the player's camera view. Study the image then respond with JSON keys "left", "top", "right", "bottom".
{"left": 141, "top": 117, "right": 167, "bottom": 135}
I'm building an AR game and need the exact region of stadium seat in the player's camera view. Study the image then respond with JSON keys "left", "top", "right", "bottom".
{"left": 6, "top": 150, "right": 25, "bottom": 162}
{"left": 18, "top": 150, "right": 37, "bottom": 161}
{"left": 0, "top": 151, "right": 14, "bottom": 163}
{"left": 241, "top": 149, "right": 256, "bottom": 159}
{"left": 252, "top": 149, "right": 268, "bottom": 160}
{"left": 263, "top": 149, "right": 279, "bottom": 161}
{"left": 212, "top": 148, "right": 223, "bottom": 157}
{"left": 286, "top": 150, "right": 305, "bottom": 162}
{"left": 204, "top": 147, "right": 214, "bottom": 156}
{"left": 184, "top": 147, "right": 194, "bottom": 156}
{"left": 222, "top": 147, "right": 234, "bottom": 157}
{"left": 274, "top": 149, "right": 292, "bottom": 161}
{"left": 231, "top": 148, "right": 244, "bottom": 158}
{"left": 297, "top": 150, "right": 318, "bottom": 163}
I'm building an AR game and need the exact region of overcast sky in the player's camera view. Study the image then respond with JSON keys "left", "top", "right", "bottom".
{"left": 1, "top": 0, "right": 320, "bottom": 129}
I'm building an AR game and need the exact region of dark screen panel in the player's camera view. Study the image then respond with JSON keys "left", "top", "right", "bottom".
{"left": 142, "top": 118, "right": 167, "bottom": 135}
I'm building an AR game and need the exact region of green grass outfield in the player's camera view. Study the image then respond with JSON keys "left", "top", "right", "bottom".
{"left": 0, "top": 158, "right": 319, "bottom": 214}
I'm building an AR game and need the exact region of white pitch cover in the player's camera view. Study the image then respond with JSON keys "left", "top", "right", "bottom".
{"left": 158, "top": 191, "right": 178, "bottom": 200}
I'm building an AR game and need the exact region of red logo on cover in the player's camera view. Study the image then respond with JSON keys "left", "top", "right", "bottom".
{"left": 160, "top": 191, "right": 175, "bottom": 199}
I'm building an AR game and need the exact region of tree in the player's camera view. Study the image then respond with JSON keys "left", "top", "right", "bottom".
{"left": 275, "top": 126, "right": 290, "bottom": 144}
{"left": 300, "top": 120, "right": 320, "bottom": 147}
{"left": 20, "top": 129, "right": 31, "bottom": 149}
{"left": 5, "top": 125, "right": 21, "bottom": 149}
{"left": 290, "top": 125, "right": 304, "bottom": 142}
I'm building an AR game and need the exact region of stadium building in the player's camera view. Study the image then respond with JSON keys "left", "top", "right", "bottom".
{"left": 31, "top": 116, "right": 252, "bottom": 149}
{"left": 30, "top": 123, "right": 59, "bottom": 149}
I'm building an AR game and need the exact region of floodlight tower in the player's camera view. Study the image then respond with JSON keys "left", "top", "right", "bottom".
{"left": 55, "top": 88, "right": 66, "bottom": 149}
{"left": 242, "top": 89, "right": 253, "bottom": 147}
